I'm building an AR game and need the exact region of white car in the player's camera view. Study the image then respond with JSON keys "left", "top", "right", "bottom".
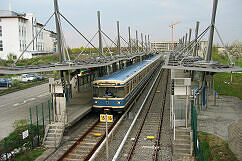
{"left": 21, "top": 74, "right": 36, "bottom": 82}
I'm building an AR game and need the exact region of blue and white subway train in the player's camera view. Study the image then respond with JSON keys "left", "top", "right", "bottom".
{"left": 92, "top": 55, "right": 162, "bottom": 112}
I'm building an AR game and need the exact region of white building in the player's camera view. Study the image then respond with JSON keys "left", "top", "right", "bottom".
{"left": 0, "top": 10, "right": 56, "bottom": 60}
{"left": 151, "top": 41, "right": 179, "bottom": 52}
{"left": 151, "top": 40, "right": 208, "bottom": 58}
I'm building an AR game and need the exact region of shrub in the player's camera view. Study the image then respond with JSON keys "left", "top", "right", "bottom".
{"left": 0, "top": 119, "right": 44, "bottom": 156}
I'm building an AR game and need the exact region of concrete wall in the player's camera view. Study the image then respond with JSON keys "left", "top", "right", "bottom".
{"left": 0, "top": 18, "right": 20, "bottom": 59}
{"left": 228, "top": 119, "right": 242, "bottom": 161}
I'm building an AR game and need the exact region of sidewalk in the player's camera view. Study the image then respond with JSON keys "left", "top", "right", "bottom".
{"left": 197, "top": 95, "right": 242, "bottom": 141}
{"left": 66, "top": 86, "right": 92, "bottom": 127}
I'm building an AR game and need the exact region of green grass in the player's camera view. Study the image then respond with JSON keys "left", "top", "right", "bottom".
{"left": 198, "top": 131, "right": 238, "bottom": 161}
{"left": 13, "top": 148, "right": 45, "bottom": 161}
{"left": 214, "top": 72, "right": 242, "bottom": 100}
{"left": 212, "top": 47, "right": 242, "bottom": 67}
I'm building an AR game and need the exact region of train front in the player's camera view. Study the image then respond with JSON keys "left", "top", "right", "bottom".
{"left": 92, "top": 81, "right": 126, "bottom": 112}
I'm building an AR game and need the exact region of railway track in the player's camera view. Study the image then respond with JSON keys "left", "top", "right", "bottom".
{"left": 126, "top": 69, "right": 169, "bottom": 161}
{"left": 47, "top": 62, "right": 164, "bottom": 161}
{"left": 57, "top": 116, "right": 119, "bottom": 161}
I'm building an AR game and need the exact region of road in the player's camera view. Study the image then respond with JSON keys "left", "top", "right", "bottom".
{"left": 0, "top": 83, "right": 50, "bottom": 140}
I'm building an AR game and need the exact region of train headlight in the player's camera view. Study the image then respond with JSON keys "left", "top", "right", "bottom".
{"left": 94, "top": 101, "right": 98, "bottom": 104}
{"left": 117, "top": 101, "right": 121, "bottom": 104}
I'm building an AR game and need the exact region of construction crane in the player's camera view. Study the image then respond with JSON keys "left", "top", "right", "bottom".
{"left": 169, "top": 21, "right": 181, "bottom": 51}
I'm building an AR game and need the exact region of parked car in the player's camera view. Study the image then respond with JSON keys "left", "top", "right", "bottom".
{"left": 0, "top": 78, "right": 12, "bottom": 87}
{"left": 21, "top": 74, "right": 36, "bottom": 82}
{"left": 28, "top": 73, "right": 45, "bottom": 81}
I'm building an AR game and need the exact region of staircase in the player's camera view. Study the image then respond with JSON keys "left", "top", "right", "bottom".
{"left": 173, "top": 127, "right": 195, "bottom": 161}
{"left": 43, "top": 113, "right": 66, "bottom": 148}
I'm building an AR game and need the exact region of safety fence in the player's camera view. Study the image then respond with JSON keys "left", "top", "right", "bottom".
{"left": 0, "top": 100, "right": 53, "bottom": 160}
{"left": 191, "top": 102, "right": 208, "bottom": 161}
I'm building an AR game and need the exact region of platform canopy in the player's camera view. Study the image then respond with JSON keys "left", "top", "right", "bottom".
{"left": 163, "top": 52, "right": 242, "bottom": 73}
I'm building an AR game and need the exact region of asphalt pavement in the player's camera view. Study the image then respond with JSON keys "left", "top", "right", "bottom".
{"left": 0, "top": 83, "right": 50, "bottom": 140}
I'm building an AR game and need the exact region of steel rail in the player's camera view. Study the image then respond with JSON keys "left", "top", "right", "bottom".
{"left": 126, "top": 69, "right": 165, "bottom": 161}
{"left": 57, "top": 117, "right": 119, "bottom": 161}
{"left": 90, "top": 61, "right": 163, "bottom": 160}
{"left": 57, "top": 119, "right": 100, "bottom": 161}
{"left": 58, "top": 60, "right": 163, "bottom": 161}
{"left": 153, "top": 70, "right": 169, "bottom": 160}
{"left": 84, "top": 118, "right": 119, "bottom": 161}
{"left": 112, "top": 66, "right": 163, "bottom": 161}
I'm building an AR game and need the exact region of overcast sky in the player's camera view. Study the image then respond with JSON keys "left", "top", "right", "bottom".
{"left": 1, "top": 0, "right": 242, "bottom": 47}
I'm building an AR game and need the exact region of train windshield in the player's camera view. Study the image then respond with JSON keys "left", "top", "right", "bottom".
{"left": 93, "top": 87, "right": 124, "bottom": 98}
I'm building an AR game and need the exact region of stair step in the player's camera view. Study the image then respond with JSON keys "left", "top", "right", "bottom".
{"left": 173, "top": 153, "right": 192, "bottom": 156}
{"left": 176, "top": 131, "right": 190, "bottom": 135}
{"left": 174, "top": 148, "right": 191, "bottom": 154}
{"left": 47, "top": 133, "right": 62, "bottom": 137}
{"left": 175, "top": 135, "right": 190, "bottom": 140}
{"left": 45, "top": 144, "right": 57, "bottom": 148}
{"left": 49, "top": 129, "right": 63, "bottom": 133}
{"left": 44, "top": 140, "right": 59, "bottom": 145}
{"left": 49, "top": 125, "right": 64, "bottom": 129}
{"left": 174, "top": 144, "right": 191, "bottom": 149}
{"left": 175, "top": 139, "right": 190, "bottom": 145}
{"left": 45, "top": 136, "right": 62, "bottom": 141}
{"left": 176, "top": 127, "right": 191, "bottom": 131}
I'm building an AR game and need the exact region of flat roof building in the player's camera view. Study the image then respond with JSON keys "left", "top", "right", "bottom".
{"left": 0, "top": 10, "right": 56, "bottom": 60}
{"left": 151, "top": 41, "right": 179, "bottom": 52}
{"left": 151, "top": 41, "right": 208, "bottom": 58}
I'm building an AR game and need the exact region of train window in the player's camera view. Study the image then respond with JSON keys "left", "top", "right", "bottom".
{"left": 93, "top": 87, "right": 98, "bottom": 97}
{"left": 124, "top": 86, "right": 128, "bottom": 95}
{"left": 93, "top": 87, "right": 124, "bottom": 98}
{"left": 116, "top": 87, "right": 124, "bottom": 98}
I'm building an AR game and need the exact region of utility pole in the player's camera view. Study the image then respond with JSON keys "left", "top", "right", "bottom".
{"left": 117, "top": 21, "right": 121, "bottom": 55}
{"left": 97, "top": 11, "right": 103, "bottom": 57}
{"left": 54, "top": 0, "right": 63, "bottom": 63}
{"left": 206, "top": 0, "right": 218, "bottom": 61}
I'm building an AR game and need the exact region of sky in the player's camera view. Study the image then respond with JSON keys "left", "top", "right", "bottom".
{"left": 1, "top": 0, "right": 242, "bottom": 47}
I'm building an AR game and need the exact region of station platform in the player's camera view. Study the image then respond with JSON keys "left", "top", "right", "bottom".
{"left": 66, "top": 86, "right": 92, "bottom": 127}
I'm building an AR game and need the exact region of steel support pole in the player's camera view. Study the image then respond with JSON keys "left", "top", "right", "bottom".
{"left": 193, "top": 21, "right": 200, "bottom": 56}
{"left": 117, "top": 21, "right": 121, "bottom": 55}
{"left": 136, "top": 30, "right": 139, "bottom": 52}
{"left": 185, "top": 33, "right": 188, "bottom": 48}
{"left": 141, "top": 33, "right": 144, "bottom": 52}
{"left": 97, "top": 11, "right": 103, "bottom": 57}
{"left": 128, "top": 26, "right": 132, "bottom": 53}
{"left": 206, "top": 0, "right": 218, "bottom": 61}
{"left": 182, "top": 36, "right": 185, "bottom": 47}
{"left": 188, "top": 28, "right": 192, "bottom": 46}
{"left": 171, "top": 26, "right": 174, "bottom": 50}
{"left": 54, "top": 0, "right": 63, "bottom": 63}
{"left": 145, "top": 35, "right": 147, "bottom": 53}
{"left": 148, "top": 35, "right": 150, "bottom": 52}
